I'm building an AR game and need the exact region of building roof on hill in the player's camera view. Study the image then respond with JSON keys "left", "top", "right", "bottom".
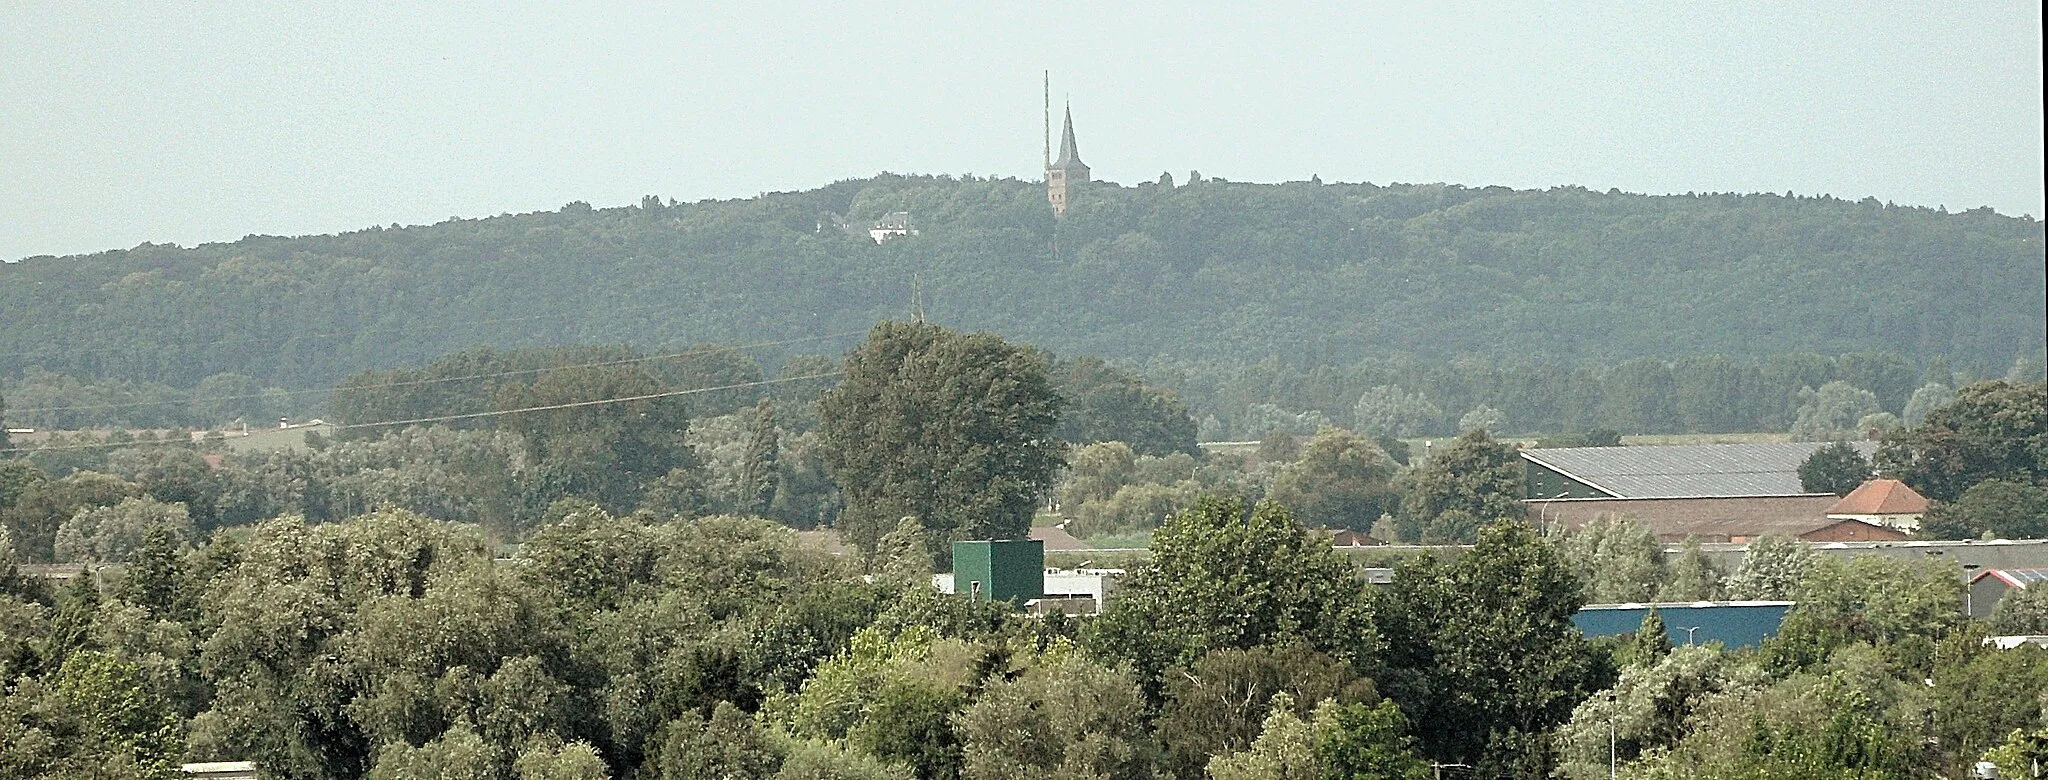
{"left": 1826, "top": 478, "right": 1928, "bottom": 515}
{"left": 1522, "top": 441, "right": 1877, "bottom": 498}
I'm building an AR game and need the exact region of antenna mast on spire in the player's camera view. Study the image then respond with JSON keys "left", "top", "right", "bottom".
{"left": 1043, "top": 71, "right": 1051, "bottom": 171}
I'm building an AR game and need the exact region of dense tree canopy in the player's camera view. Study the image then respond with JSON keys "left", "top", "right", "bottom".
{"left": 1878, "top": 380, "right": 2047, "bottom": 502}
{"left": 817, "top": 322, "right": 1064, "bottom": 559}
{"left": 3, "top": 176, "right": 2039, "bottom": 421}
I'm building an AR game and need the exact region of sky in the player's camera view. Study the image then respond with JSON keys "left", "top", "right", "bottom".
{"left": 3, "top": 1, "right": 2042, "bottom": 261}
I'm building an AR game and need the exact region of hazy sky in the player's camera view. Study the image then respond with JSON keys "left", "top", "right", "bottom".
{"left": 4, "top": 2, "right": 2042, "bottom": 261}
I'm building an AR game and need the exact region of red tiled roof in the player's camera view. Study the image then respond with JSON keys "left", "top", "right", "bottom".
{"left": 1826, "top": 479, "right": 1928, "bottom": 515}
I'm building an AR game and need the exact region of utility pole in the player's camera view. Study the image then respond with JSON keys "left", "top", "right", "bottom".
{"left": 1608, "top": 691, "right": 1618, "bottom": 780}
{"left": 1430, "top": 762, "right": 1470, "bottom": 780}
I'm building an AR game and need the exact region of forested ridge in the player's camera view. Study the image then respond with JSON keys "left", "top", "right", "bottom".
{"left": 4, "top": 175, "right": 2041, "bottom": 397}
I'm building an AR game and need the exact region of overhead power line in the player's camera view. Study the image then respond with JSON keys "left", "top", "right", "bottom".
{"left": 0, "top": 371, "right": 842, "bottom": 455}
{"left": 5, "top": 330, "right": 865, "bottom": 415}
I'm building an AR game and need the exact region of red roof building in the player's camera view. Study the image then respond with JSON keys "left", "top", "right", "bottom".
{"left": 1825, "top": 479, "right": 1929, "bottom": 531}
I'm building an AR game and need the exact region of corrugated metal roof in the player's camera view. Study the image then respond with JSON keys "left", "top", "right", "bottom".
{"left": 1523, "top": 441, "right": 1878, "bottom": 499}
{"left": 1975, "top": 568, "right": 2048, "bottom": 587}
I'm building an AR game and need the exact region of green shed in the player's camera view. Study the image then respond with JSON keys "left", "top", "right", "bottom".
{"left": 951, "top": 539, "right": 1044, "bottom": 604}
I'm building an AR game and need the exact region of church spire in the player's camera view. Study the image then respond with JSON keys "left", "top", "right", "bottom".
{"left": 1045, "top": 96, "right": 1089, "bottom": 216}
{"left": 1054, "top": 103, "right": 1084, "bottom": 169}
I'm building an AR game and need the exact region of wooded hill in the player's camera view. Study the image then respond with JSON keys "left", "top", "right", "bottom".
{"left": 3, "top": 175, "right": 2041, "bottom": 394}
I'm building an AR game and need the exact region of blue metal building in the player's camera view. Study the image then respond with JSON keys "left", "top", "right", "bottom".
{"left": 1572, "top": 601, "right": 1795, "bottom": 649}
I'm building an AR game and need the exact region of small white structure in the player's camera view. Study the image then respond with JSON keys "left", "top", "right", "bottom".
{"left": 868, "top": 212, "right": 917, "bottom": 243}
{"left": 932, "top": 567, "right": 1122, "bottom": 614}
{"left": 1985, "top": 635, "right": 2048, "bottom": 650}
{"left": 183, "top": 762, "right": 259, "bottom": 780}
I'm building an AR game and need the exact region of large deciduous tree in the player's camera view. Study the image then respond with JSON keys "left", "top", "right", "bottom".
{"left": 1395, "top": 429, "right": 1524, "bottom": 543}
{"left": 1798, "top": 440, "right": 1871, "bottom": 495}
{"left": 496, "top": 362, "right": 699, "bottom": 514}
{"left": 1877, "top": 380, "right": 2047, "bottom": 502}
{"left": 1374, "top": 520, "right": 1600, "bottom": 773}
{"left": 818, "top": 321, "right": 1064, "bottom": 559}
{"left": 1087, "top": 496, "right": 1378, "bottom": 694}
{"left": 1268, "top": 427, "right": 1400, "bottom": 532}
{"left": 1051, "top": 356, "right": 1199, "bottom": 457}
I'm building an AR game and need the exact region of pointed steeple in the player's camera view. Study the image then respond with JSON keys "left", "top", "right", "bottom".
{"left": 1044, "top": 97, "right": 1089, "bottom": 217}
{"left": 1053, "top": 104, "right": 1086, "bottom": 171}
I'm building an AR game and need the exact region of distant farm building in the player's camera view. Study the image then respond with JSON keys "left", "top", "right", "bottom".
{"left": 1824, "top": 478, "right": 1929, "bottom": 531}
{"left": 1329, "top": 529, "right": 1385, "bottom": 548}
{"left": 1522, "top": 441, "right": 1877, "bottom": 500}
{"left": 1969, "top": 568, "right": 2048, "bottom": 619}
{"left": 1522, "top": 442, "right": 1897, "bottom": 543}
{"left": 1526, "top": 496, "right": 1908, "bottom": 543}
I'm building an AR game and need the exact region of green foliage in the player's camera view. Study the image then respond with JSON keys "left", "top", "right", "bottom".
{"left": 819, "top": 321, "right": 1064, "bottom": 559}
{"left": 1073, "top": 482, "right": 1200, "bottom": 539}
{"left": 1723, "top": 535, "right": 1813, "bottom": 600}
{"left": 1375, "top": 521, "right": 1598, "bottom": 769}
{"left": 1902, "top": 382, "right": 1956, "bottom": 427}
{"left": 1268, "top": 427, "right": 1400, "bottom": 532}
{"left": 1352, "top": 385, "right": 1441, "bottom": 437}
{"left": 53, "top": 497, "right": 193, "bottom": 564}
{"left": 1992, "top": 583, "right": 2048, "bottom": 635}
{"left": 1555, "top": 647, "right": 1756, "bottom": 779}
{"left": 1923, "top": 479, "right": 2048, "bottom": 540}
{"left": 1205, "top": 693, "right": 1318, "bottom": 780}
{"left": 1982, "top": 726, "right": 2048, "bottom": 780}
{"left": 1052, "top": 356, "right": 1199, "bottom": 457}
{"left": 1538, "top": 429, "right": 1623, "bottom": 448}
{"left": 1313, "top": 699, "right": 1431, "bottom": 780}
{"left": 649, "top": 702, "right": 781, "bottom": 780}
{"left": 1631, "top": 609, "right": 1675, "bottom": 662}
{"left": 50, "top": 649, "right": 185, "bottom": 777}
{"left": 737, "top": 400, "right": 782, "bottom": 517}
{"left": 1152, "top": 641, "right": 1375, "bottom": 777}
{"left": 1206, "top": 694, "right": 1431, "bottom": 780}
{"left": 1394, "top": 429, "right": 1523, "bottom": 543}
{"left": 1798, "top": 440, "right": 1872, "bottom": 495}
{"left": 1878, "top": 380, "right": 2048, "bottom": 502}
{"left": 1087, "top": 497, "right": 1377, "bottom": 691}
{"left": 1458, "top": 404, "right": 1508, "bottom": 434}
{"left": 1655, "top": 538, "right": 1724, "bottom": 602}
{"left": 955, "top": 648, "right": 1153, "bottom": 780}
{"left": 368, "top": 726, "right": 501, "bottom": 780}
{"left": 1765, "top": 555, "right": 1963, "bottom": 672}
{"left": 2, "top": 470, "right": 137, "bottom": 562}
{"left": 496, "top": 360, "right": 698, "bottom": 514}
{"left": 773, "top": 739, "right": 914, "bottom": 780}
{"left": 513, "top": 739, "right": 613, "bottom": 780}
{"left": 1557, "top": 516, "right": 1666, "bottom": 604}
{"left": 6, "top": 179, "right": 2042, "bottom": 403}
{"left": 1790, "top": 381, "right": 1882, "bottom": 441}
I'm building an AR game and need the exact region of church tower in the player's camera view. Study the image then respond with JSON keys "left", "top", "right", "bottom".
{"left": 1046, "top": 96, "right": 1089, "bottom": 216}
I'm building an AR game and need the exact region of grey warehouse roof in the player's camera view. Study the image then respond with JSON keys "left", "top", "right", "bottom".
{"left": 1522, "top": 441, "right": 1878, "bottom": 499}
